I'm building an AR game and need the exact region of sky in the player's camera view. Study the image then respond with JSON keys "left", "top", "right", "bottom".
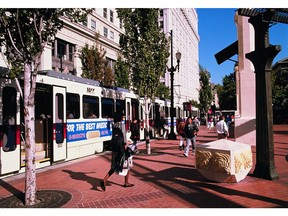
{"left": 197, "top": 8, "right": 288, "bottom": 85}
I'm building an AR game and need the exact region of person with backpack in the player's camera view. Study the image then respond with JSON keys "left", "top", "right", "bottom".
{"left": 100, "top": 112, "right": 134, "bottom": 191}
{"left": 183, "top": 116, "right": 199, "bottom": 157}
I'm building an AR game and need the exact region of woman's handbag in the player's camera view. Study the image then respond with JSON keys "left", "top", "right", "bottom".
{"left": 117, "top": 156, "right": 133, "bottom": 176}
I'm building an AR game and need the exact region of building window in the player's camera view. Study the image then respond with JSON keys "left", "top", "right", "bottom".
{"left": 103, "top": 8, "right": 107, "bottom": 18}
{"left": 110, "top": 10, "right": 114, "bottom": 23}
{"left": 56, "top": 40, "right": 66, "bottom": 58}
{"left": 68, "top": 44, "right": 74, "bottom": 62}
{"left": 160, "top": 9, "right": 163, "bottom": 17}
{"left": 106, "top": 57, "right": 116, "bottom": 73}
{"left": 91, "top": 19, "right": 96, "bottom": 31}
{"left": 119, "top": 18, "right": 123, "bottom": 29}
{"left": 159, "top": 20, "right": 164, "bottom": 29}
{"left": 52, "top": 39, "right": 75, "bottom": 73}
{"left": 81, "top": 17, "right": 87, "bottom": 27}
{"left": 110, "top": 31, "right": 114, "bottom": 40}
{"left": 54, "top": 39, "right": 74, "bottom": 61}
{"left": 103, "top": 27, "right": 108, "bottom": 37}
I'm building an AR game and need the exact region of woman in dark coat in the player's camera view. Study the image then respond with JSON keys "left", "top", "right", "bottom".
{"left": 130, "top": 118, "right": 140, "bottom": 153}
{"left": 183, "top": 116, "right": 199, "bottom": 157}
{"left": 100, "top": 112, "right": 134, "bottom": 191}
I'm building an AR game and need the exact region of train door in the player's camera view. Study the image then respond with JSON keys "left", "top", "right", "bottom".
{"left": 52, "top": 86, "right": 67, "bottom": 162}
{"left": 0, "top": 86, "right": 21, "bottom": 175}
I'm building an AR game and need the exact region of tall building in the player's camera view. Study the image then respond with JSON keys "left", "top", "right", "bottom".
{"left": 159, "top": 8, "right": 200, "bottom": 105}
{"left": 0, "top": 8, "right": 200, "bottom": 106}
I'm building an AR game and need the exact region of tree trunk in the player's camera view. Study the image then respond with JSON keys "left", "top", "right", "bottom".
{"left": 144, "top": 96, "right": 151, "bottom": 154}
{"left": 23, "top": 64, "right": 37, "bottom": 206}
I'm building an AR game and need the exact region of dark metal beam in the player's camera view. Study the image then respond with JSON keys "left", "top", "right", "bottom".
{"left": 214, "top": 41, "right": 238, "bottom": 65}
{"left": 238, "top": 8, "right": 288, "bottom": 24}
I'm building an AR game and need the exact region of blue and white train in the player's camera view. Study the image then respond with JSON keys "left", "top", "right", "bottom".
{"left": 0, "top": 69, "right": 185, "bottom": 178}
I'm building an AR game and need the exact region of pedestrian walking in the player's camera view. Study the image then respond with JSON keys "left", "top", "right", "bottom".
{"left": 207, "top": 116, "right": 213, "bottom": 130}
{"left": 160, "top": 116, "right": 168, "bottom": 139}
{"left": 177, "top": 118, "right": 186, "bottom": 150}
{"left": 193, "top": 116, "right": 201, "bottom": 127}
{"left": 216, "top": 115, "right": 229, "bottom": 139}
{"left": 183, "top": 116, "right": 199, "bottom": 157}
{"left": 130, "top": 118, "right": 140, "bottom": 154}
{"left": 193, "top": 116, "right": 200, "bottom": 145}
{"left": 100, "top": 112, "right": 134, "bottom": 191}
{"left": 226, "top": 114, "right": 232, "bottom": 128}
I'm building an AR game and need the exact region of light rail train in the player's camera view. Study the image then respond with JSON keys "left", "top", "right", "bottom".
{"left": 0, "top": 69, "right": 188, "bottom": 178}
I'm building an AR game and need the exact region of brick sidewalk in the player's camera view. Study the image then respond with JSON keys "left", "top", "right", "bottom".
{"left": 0, "top": 125, "right": 287, "bottom": 208}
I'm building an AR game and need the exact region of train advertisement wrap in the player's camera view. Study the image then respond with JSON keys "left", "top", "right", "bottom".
{"left": 66, "top": 120, "right": 112, "bottom": 142}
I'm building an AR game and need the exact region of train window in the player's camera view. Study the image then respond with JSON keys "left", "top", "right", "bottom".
{"left": 2, "top": 87, "right": 17, "bottom": 152}
{"left": 55, "top": 93, "right": 64, "bottom": 144}
{"left": 35, "top": 88, "right": 51, "bottom": 120}
{"left": 176, "top": 107, "right": 181, "bottom": 119}
{"left": 116, "top": 99, "right": 125, "bottom": 115}
{"left": 101, "top": 98, "right": 114, "bottom": 118}
{"left": 126, "top": 101, "right": 131, "bottom": 130}
{"left": 66, "top": 93, "right": 80, "bottom": 119}
{"left": 83, "top": 96, "right": 99, "bottom": 119}
{"left": 140, "top": 105, "right": 143, "bottom": 120}
{"left": 56, "top": 94, "right": 64, "bottom": 120}
{"left": 149, "top": 103, "right": 153, "bottom": 119}
{"left": 165, "top": 106, "right": 169, "bottom": 117}
{"left": 126, "top": 102, "right": 130, "bottom": 117}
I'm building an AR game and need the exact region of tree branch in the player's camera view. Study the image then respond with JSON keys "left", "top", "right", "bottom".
{"left": 16, "top": 9, "right": 25, "bottom": 48}
{"left": 6, "top": 27, "right": 23, "bottom": 57}
{"left": 0, "top": 13, "right": 23, "bottom": 57}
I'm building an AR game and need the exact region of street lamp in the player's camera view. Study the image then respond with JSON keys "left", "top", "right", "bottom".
{"left": 167, "top": 30, "right": 181, "bottom": 140}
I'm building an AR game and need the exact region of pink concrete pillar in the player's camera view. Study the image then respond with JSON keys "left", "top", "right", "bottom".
{"left": 234, "top": 13, "right": 256, "bottom": 145}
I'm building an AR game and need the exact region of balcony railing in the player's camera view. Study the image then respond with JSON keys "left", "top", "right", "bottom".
{"left": 52, "top": 56, "right": 74, "bottom": 73}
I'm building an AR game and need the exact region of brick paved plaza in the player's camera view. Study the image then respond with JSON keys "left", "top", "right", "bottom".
{"left": 0, "top": 125, "right": 287, "bottom": 209}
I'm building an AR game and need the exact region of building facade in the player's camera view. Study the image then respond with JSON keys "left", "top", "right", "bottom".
{"left": 36, "top": 9, "right": 123, "bottom": 76}
{"left": 159, "top": 8, "right": 200, "bottom": 106}
{"left": 0, "top": 8, "right": 200, "bottom": 106}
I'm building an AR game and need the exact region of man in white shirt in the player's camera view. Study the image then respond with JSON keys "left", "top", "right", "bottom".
{"left": 216, "top": 115, "right": 229, "bottom": 139}
{"left": 193, "top": 116, "right": 201, "bottom": 127}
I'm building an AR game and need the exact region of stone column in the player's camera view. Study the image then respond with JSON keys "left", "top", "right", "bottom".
{"left": 39, "top": 43, "right": 52, "bottom": 71}
{"left": 234, "top": 13, "right": 256, "bottom": 146}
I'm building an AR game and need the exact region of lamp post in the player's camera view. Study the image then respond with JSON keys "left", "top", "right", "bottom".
{"left": 167, "top": 30, "right": 181, "bottom": 140}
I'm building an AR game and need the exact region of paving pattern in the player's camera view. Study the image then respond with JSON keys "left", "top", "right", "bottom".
{"left": 0, "top": 125, "right": 287, "bottom": 208}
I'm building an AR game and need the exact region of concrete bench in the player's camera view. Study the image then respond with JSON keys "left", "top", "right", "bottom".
{"left": 196, "top": 139, "right": 253, "bottom": 183}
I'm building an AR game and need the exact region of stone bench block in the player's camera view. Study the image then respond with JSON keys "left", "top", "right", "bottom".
{"left": 196, "top": 139, "right": 253, "bottom": 183}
